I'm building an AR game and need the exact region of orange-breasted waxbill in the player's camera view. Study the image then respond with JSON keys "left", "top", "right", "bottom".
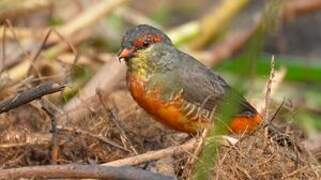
{"left": 117, "top": 24, "right": 261, "bottom": 134}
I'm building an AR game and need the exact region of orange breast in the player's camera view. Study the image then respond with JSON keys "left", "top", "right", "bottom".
{"left": 127, "top": 73, "right": 205, "bottom": 133}
{"left": 127, "top": 73, "right": 262, "bottom": 134}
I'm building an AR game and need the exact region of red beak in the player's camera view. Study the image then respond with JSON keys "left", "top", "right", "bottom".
{"left": 117, "top": 48, "right": 135, "bottom": 61}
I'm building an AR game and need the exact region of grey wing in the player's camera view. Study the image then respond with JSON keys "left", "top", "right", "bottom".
{"left": 177, "top": 51, "right": 257, "bottom": 116}
{"left": 178, "top": 52, "right": 228, "bottom": 112}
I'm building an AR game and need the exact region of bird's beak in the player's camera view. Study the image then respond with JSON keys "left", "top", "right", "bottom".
{"left": 117, "top": 48, "right": 135, "bottom": 62}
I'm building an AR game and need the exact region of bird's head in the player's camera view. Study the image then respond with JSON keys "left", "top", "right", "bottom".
{"left": 117, "top": 24, "right": 173, "bottom": 62}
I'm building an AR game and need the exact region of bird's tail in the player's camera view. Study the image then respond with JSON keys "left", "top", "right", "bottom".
{"left": 229, "top": 113, "right": 262, "bottom": 134}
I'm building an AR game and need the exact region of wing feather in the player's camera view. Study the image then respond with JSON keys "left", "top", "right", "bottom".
{"left": 177, "top": 50, "right": 257, "bottom": 116}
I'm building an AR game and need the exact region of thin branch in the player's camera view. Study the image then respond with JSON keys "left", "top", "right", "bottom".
{"left": 257, "top": 67, "right": 287, "bottom": 114}
{"left": 0, "top": 81, "right": 65, "bottom": 114}
{"left": 103, "top": 139, "right": 196, "bottom": 167}
{"left": 48, "top": 28, "right": 78, "bottom": 57}
{"left": 0, "top": 133, "right": 52, "bottom": 148}
{"left": 269, "top": 99, "right": 285, "bottom": 122}
{"left": 263, "top": 56, "right": 275, "bottom": 121}
{"left": 281, "top": 165, "right": 309, "bottom": 179}
{"left": 40, "top": 99, "right": 59, "bottom": 165}
{"left": 183, "top": 129, "right": 208, "bottom": 180}
{"left": 3, "top": 19, "right": 30, "bottom": 58}
{"left": 56, "top": 125, "right": 130, "bottom": 152}
{"left": 0, "top": 164, "right": 175, "bottom": 180}
{"left": 26, "top": 28, "right": 52, "bottom": 76}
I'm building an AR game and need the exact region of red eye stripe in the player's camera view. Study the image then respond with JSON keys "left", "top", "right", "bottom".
{"left": 147, "top": 34, "right": 161, "bottom": 43}
{"left": 133, "top": 34, "right": 162, "bottom": 48}
{"left": 133, "top": 38, "right": 145, "bottom": 47}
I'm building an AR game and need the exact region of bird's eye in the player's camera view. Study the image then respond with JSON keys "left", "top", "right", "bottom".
{"left": 143, "top": 41, "right": 149, "bottom": 47}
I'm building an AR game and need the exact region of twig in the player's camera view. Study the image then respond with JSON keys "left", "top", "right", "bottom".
{"left": 0, "top": 19, "right": 35, "bottom": 74}
{"left": 257, "top": 67, "right": 287, "bottom": 114}
{"left": 56, "top": 125, "right": 130, "bottom": 152}
{"left": 263, "top": 56, "right": 275, "bottom": 121}
{"left": 0, "top": 164, "right": 175, "bottom": 180}
{"left": 269, "top": 99, "right": 285, "bottom": 122}
{"left": 3, "top": 19, "right": 30, "bottom": 58}
{"left": 0, "top": 133, "right": 52, "bottom": 148}
{"left": 235, "top": 164, "right": 253, "bottom": 180}
{"left": 0, "top": 81, "right": 65, "bottom": 114}
{"left": 281, "top": 165, "right": 309, "bottom": 179}
{"left": 67, "top": 49, "right": 80, "bottom": 82}
{"left": 26, "top": 29, "right": 52, "bottom": 76}
{"left": 97, "top": 89, "right": 138, "bottom": 154}
{"left": 103, "top": 139, "right": 196, "bottom": 167}
{"left": 183, "top": 129, "right": 208, "bottom": 180}
{"left": 40, "top": 99, "right": 59, "bottom": 164}
{"left": 45, "top": 28, "right": 79, "bottom": 59}
{"left": 246, "top": 67, "right": 286, "bottom": 140}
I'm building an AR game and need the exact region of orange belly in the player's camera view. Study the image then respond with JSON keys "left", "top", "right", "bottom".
{"left": 127, "top": 73, "right": 261, "bottom": 134}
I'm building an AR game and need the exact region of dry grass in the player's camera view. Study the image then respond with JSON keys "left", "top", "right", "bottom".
{"left": 212, "top": 126, "right": 319, "bottom": 179}
{"left": 0, "top": 88, "right": 182, "bottom": 168}
{"left": 1, "top": 85, "right": 319, "bottom": 179}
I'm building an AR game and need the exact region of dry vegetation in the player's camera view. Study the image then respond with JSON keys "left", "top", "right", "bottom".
{"left": 0, "top": 0, "right": 321, "bottom": 179}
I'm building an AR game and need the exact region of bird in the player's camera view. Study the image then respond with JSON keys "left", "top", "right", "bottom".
{"left": 117, "top": 24, "right": 262, "bottom": 134}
